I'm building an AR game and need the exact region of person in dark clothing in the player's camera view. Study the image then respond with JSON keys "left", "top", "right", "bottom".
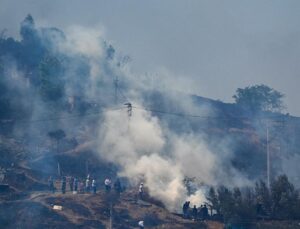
{"left": 61, "top": 176, "right": 66, "bottom": 194}
{"left": 69, "top": 176, "right": 74, "bottom": 192}
{"left": 182, "top": 202, "right": 187, "bottom": 218}
{"left": 203, "top": 204, "right": 208, "bottom": 220}
{"left": 114, "top": 178, "right": 122, "bottom": 194}
{"left": 192, "top": 205, "right": 198, "bottom": 221}
{"left": 186, "top": 201, "right": 190, "bottom": 218}
{"left": 198, "top": 205, "right": 204, "bottom": 220}
{"left": 182, "top": 201, "right": 190, "bottom": 218}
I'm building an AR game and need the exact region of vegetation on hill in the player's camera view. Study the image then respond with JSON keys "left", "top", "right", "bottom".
{"left": 0, "top": 15, "right": 300, "bottom": 229}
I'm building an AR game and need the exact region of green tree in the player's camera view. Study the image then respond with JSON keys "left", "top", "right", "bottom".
{"left": 233, "top": 84, "right": 285, "bottom": 113}
{"left": 217, "top": 186, "right": 235, "bottom": 223}
{"left": 207, "top": 187, "right": 220, "bottom": 215}
{"left": 270, "top": 175, "right": 299, "bottom": 219}
{"left": 255, "top": 180, "right": 271, "bottom": 216}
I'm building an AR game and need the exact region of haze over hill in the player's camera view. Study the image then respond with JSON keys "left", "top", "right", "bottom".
{"left": 1, "top": 0, "right": 300, "bottom": 116}
{"left": 0, "top": 14, "right": 300, "bottom": 229}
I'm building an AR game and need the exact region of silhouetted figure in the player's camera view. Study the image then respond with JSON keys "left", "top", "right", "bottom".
{"left": 192, "top": 205, "right": 198, "bottom": 220}
{"left": 61, "top": 176, "right": 66, "bottom": 194}
{"left": 182, "top": 201, "right": 190, "bottom": 218}
{"left": 186, "top": 201, "right": 190, "bottom": 218}
{"left": 199, "top": 205, "right": 204, "bottom": 220}
{"left": 114, "top": 178, "right": 122, "bottom": 194}
{"left": 69, "top": 176, "right": 74, "bottom": 192}
{"left": 203, "top": 204, "right": 208, "bottom": 220}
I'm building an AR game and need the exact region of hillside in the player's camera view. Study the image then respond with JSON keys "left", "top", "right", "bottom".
{"left": 1, "top": 15, "right": 300, "bottom": 228}
{"left": 0, "top": 189, "right": 222, "bottom": 229}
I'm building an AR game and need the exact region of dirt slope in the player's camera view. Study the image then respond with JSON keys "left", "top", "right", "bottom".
{"left": 0, "top": 189, "right": 223, "bottom": 229}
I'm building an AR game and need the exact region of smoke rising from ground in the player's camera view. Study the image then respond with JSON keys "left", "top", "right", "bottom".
{"left": 1, "top": 16, "right": 299, "bottom": 211}
{"left": 97, "top": 105, "right": 251, "bottom": 211}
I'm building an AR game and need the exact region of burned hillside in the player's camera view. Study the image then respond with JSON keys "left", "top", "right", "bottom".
{"left": 0, "top": 15, "right": 300, "bottom": 228}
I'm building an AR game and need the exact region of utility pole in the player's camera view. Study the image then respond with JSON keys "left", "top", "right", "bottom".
{"left": 124, "top": 103, "right": 132, "bottom": 117}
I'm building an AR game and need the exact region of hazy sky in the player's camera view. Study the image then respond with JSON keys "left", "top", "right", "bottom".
{"left": 1, "top": 0, "right": 300, "bottom": 115}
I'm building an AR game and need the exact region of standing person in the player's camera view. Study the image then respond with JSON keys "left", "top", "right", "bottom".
{"left": 192, "top": 205, "right": 198, "bottom": 221}
{"left": 69, "top": 176, "right": 74, "bottom": 192}
{"left": 138, "top": 220, "right": 144, "bottom": 229}
{"left": 199, "top": 205, "right": 204, "bottom": 220}
{"left": 61, "top": 176, "right": 66, "bottom": 194}
{"left": 182, "top": 202, "right": 188, "bottom": 218}
{"left": 114, "top": 178, "right": 122, "bottom": 194}
{"left": 203, "top": 204, "right": 208, "bottom": 220}
{"left": 48, "top": 176, "right": 55, "bottom": 193}
{"left": 186, "top": 201, "right": 190, "bottom": 218}
{"left": 104, "top": 178, "right": 111, "bottom": 192}
{"left": 92, "top": 179, "right": 97, "bottom": 194}
{"left": 79, "top": 180, "right": 84, "bottom": 193}
{"left": 139, "top": 182, "right": 144, "bottom": 199}
{"left": 73, "top": 178, "right": 78, "bottom": 192}
{"left": 86, "top": 177, "right": 90, "bottom": 193}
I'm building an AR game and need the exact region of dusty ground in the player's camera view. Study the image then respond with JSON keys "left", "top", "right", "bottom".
{"left": 0, "top": 189, "right": 224, "bottom": 229}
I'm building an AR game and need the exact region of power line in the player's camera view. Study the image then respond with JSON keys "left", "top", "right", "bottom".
{"left": 132, "top": 106, "right": 287, "bottom": 122}
{"left": 0, "top": 106, "right": 125, "bottom": 125}
{"left": 0, "top": 103, "right": 293, "bottom": 126}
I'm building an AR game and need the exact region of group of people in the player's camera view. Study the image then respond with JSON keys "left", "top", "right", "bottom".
{"left": 48, "top": 175, "right": 123, "bottom": 195}
{"left": 48, "top": 176, "right": 146, "bottom": 228}
{"left": 182, "top": 201, "right": 209, "bottom": 221}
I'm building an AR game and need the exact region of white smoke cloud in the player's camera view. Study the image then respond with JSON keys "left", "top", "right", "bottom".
{"left": 98, "top": 107, "right": 188, "bottom": 211}
{"left": 60, "top": 25, "right": 105, "bottom": 59}
{"left": 97, "top": 106, "right": 243, "bottom": 211}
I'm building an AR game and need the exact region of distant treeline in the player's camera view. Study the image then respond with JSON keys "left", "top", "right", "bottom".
{"left": 206, "top": 174, "right": 300, "bottom": 226}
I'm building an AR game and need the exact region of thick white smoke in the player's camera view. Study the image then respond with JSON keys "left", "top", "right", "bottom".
{"left": 97, "top": 107, "right": 223, "bottom": 211}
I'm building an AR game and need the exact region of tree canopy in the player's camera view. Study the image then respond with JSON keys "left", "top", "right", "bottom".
{"left": 233, "top": 84, "right": 285, "bottom": 113}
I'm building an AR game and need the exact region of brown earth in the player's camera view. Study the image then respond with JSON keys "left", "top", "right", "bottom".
{"left": 0, "top": 189, "right": 224, "bottom": 229}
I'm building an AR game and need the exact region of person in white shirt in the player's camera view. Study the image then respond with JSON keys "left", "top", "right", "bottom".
{"left": 139, "top": 182, "right": 144, "bottom": 199}
{"left": 92, "top": 179, "right": 96, "bottom": 194}
{"left": 138, "top": 220, "right": 144, "bottom": 229}
{"left": 104, "top": 178, "right": 111, "bottom": 192}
